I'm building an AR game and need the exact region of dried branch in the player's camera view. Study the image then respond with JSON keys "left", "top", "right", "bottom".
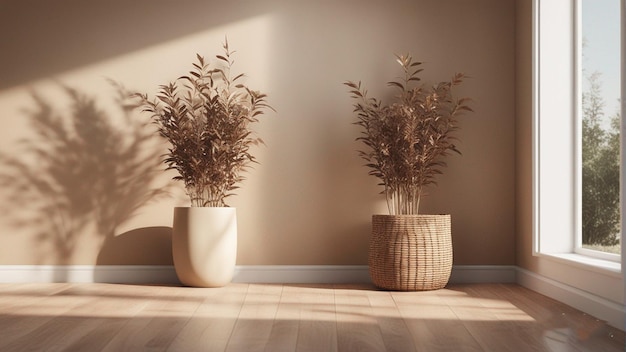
{"left": 132, "top": 39, "right": 273, "bottom": 207}
{"left": 345, "top": 54, "right": 472, "bottom": 215}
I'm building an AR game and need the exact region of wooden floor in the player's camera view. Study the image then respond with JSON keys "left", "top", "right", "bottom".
{"left": 0, "top": 283, "right": 623, "bottom": 351}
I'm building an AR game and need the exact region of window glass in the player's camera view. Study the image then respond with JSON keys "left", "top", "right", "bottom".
{"left": 580, "top": 0, "right": 622, "bottom": 256}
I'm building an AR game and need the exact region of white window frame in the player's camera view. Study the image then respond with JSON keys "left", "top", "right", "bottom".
{"left": 533, "top": 0, "right": 622, "bottom": 268}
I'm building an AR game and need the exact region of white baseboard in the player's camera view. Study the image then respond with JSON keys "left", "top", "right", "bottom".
{"left": 232, "top": 265, "right": 371, "bottom": 284}
{"left": 0, "top": 264, "right": 516, "bottom": 285}
{"left": 232, "top": 265, "right": 517, "bottom": 284}
{"left": 0, "top": 265, "right": 179, "bottom": 284}
{"left": 449, "top": 265, "right": 517, "bottom": 283}
{"left": 517, "top": 268, "right": 625, "bottom": 330}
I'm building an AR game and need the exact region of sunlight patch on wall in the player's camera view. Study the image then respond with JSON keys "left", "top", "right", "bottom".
{"left": 0, "top": 15, "right": 274, "bottom": 264}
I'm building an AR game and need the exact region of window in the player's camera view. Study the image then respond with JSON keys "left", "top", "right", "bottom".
{"left": 533, "top": 0, "right": 623, "bottom": 265}
{"left": 577, "top": 0, "right": 622, "bottom": 260}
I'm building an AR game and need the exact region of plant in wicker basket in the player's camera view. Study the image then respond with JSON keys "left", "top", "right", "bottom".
{"left": 345, "top": 54, "right": 472, "bottom": 291}
{"left": 345, "top": 54, "right": 472, "bottom": 215}
{"left": 132, "top": 39, "right": 272, "bottom": 207}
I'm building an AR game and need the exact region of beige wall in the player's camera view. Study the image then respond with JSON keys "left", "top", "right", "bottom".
{"left": 515, "top": 0, "right": 537, "bottom": 271}
{"left": 0, "top": 0, "right": 516, "bottom": 266}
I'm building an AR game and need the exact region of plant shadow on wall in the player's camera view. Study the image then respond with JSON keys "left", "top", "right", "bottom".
{"left": 0, "top": 83, "right": 172, "bottom": 265}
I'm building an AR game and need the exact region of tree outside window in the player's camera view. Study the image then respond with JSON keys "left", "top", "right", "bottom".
{"left": 580, "top": 0, "right": 621, "bottom": 255}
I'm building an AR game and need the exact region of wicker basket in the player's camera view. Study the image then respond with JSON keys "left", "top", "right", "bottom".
{"left": 369, "top": 214, "right": 452, "bottom": 291}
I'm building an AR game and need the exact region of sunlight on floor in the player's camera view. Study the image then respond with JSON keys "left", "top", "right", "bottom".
{"left": 1, "top": 283, "right": 623, "bottom": 351}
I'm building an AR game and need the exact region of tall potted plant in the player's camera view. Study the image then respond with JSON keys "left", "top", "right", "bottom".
{"left": 133, "top": 40, "right": 272, "bottom": 287}
{"left": 345, "top": 54, "right": 472, "bottom": 290}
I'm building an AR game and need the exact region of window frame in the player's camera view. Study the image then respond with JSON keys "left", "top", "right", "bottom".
{"left": 533, "top": 0, "right": 622, "bottom": 266}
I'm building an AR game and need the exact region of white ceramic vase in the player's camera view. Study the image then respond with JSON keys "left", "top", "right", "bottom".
{"left": 172, "top": 207, "right": 237, "bottom": 287}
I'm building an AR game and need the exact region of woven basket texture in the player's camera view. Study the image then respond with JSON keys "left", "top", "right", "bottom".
{"left": 369, "top": 214, "right": 452, "bottom": 291}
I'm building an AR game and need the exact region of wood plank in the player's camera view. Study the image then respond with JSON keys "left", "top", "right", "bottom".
{"left": 365, "top": 289, "right": 416, "bottom": 352}
{"left": 392, "top": 288, "right": 483, "bottom": 351}
{"left": 100, "top": 284, "right": 205, "bottom": 351}
{"left": 334, "top": 284, "right": 387, "bottom": 352}
{"left": 438, "top": 285, "right": 543, "bottom": 351}
{"left": 0, "top": 283, "right": 91, "bottom": 350}
{"left": 62, "top": 284, "right": 164, "bottom": 351}
{"left": 225, "top": 284, "right": 282, "bottom": 352}
{"left": 457, "top": 284, "right": 548, "bottom": 350}
{"left": 293, "top": 285, "right": 337, "bottom": 352}
{"left": 167, "top": 283, "right": 248, "bottom": 352}
{"left": 0, "top": 283, "right": 72, "bottom": 313}
{"left": 263, "top": 285, "right": 302, "bottom": 352}
{"left": 493, "top": 284, "right": 625, "bottom": 352}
